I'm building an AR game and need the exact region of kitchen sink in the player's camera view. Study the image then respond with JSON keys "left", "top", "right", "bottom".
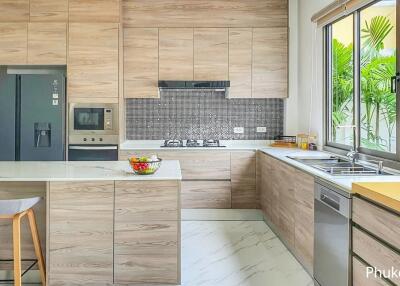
{"left": 287, "top": 156, "right": 393, "bottom": 176}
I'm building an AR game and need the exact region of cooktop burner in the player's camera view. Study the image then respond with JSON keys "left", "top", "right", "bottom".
{"left": 186, "top": 139, "right": 201, "bottom": 147}
{"left": 161, "top": 139, "right": 226, "bottom": 148}
{"left": 202, "top": 139, "right": 221, "bottom": 147}
{"left": 162, "top": 139, "right": 184, "bottom": 147}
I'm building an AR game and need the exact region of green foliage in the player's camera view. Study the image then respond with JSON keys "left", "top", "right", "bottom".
{"left": 331, "top": 14, "right": 396, "bottom": 152}
{"left": 331, "top": 39, "right": 353, "bottom": 139}
{"left": 361, "top": 15, "right": 393, "bottom": 62}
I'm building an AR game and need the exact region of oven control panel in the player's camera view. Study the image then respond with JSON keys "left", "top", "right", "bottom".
{"left": 104, "top": 108, "right": 113, "bottom": 130}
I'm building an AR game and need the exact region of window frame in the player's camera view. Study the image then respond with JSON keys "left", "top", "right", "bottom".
{"left": 324, "top": 0, "right": 400, "bottom": 163}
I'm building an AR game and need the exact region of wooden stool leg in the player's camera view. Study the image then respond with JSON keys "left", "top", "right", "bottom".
{"left": 12, "top": 214, "right": 22, "bottom": 286}
{"left": 27, "top": 209, "right": 46, "bottom": 286}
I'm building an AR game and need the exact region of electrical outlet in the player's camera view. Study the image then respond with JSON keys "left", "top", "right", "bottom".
{"left": 234, "top": 127, "right": 244, "bottom": 134}
{"left": 256, "top": 126, "right": 267, "bottom": 133}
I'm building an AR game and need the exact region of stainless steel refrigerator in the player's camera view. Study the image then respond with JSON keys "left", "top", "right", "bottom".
{"left": 0, "top": 66, "right": 66, "bottom": 161}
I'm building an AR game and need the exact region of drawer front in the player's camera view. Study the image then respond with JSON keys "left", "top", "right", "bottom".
{"left": 49, "top": 181, "right": 114, "bottom": 284}
{"left": 114, "top": 221, "right": 179, "bottom": 284}
{"left": 181, "top": 181, "right": 231, "bottom": 209}
{"left": 115, "top": 180, "right": 179, "bottom": 221}
{"left": 119, "top": 150, "right": 158, "bottom": 160}
{"left": 353, "top": 256, "right": 390, "bottom": 286}
{"left": 353, "top": 197, "right": 400, "bottom": 251}
{"left": 353, "top": 227, "right": 400, "bottom": 285}
{"left": 231, "top": 151, "right": 256, "bottom": 209}
{"left": 158, "top": 151, "right": 231, "bottom": 180}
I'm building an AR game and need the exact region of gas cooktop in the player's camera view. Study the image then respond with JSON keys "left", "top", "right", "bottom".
{"left": 161, "top": 139, "right": 226, "bottom": 148}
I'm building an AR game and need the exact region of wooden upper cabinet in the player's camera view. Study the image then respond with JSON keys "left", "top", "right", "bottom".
{"left": 0, "top": 0, "right": 29, "bottom": 22}
{"left": 30, "top": 0, "right": 68, "bottom": 22}
{"left": 123, "top": 0, "right": 288, "bottom": 28}
{"left": 68, "top": 23, "right": 119, "bottom": 99}
{"left": 69, "top": 0, "right": 120, "bottom": 23}
{"left": 124, "top": 28, "right": 159, "bottom": 98}
{"left": 28, "top": 23, "right": 66, "bottom": 64}
{"left": 159, "top": 28, "right": 194, "bottom": 81}
{"left": 194, "top": 28, "right": 229, "bottom": 80}
{"left": 0, "top": 23, "right": 27, "bottom": 65}
{"left": 228, "top": 28, "right": 252, "bottom": 98}
{"left": 252, "top": 28, "right": 288, "bottom": 98}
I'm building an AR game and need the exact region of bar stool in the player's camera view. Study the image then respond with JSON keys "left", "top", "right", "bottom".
{"left": 0, "top": 197, "right": 46, "bottom": 286}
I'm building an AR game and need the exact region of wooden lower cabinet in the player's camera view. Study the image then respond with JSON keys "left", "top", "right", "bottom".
{"left": 119, "top": 149, "right": 157, "bottom": 160}
{"left": 181, "top": 181, "right": 231, "bottom": 209}
{"left": 231, "top": 151, "right": 257, "bottom": 208}
{"left": 352, "top": 197, "right": 400, "bottom": 286}
{"left": 48, "top": 181, "right": 114, "bottom": 285}
{"left": 353, "top": 256, "right": 390, "bottom": 286}
{"left": 159, "top": 150, "right": 231, "bottom": 180}
{"left": 353, "top": 227, "right": 400, "bottom": 285}
{"left": 277, "top": 162, "right": 296, "bottom": 248}
{"left": 259, "top": 151, "right": 314, "bottom": 274}
{"left": 114, "top": 180, "right": 180, "bottom": 284}
{"left": 353, "top": 196, "right": 400, "bottom": 250}
{"left": 114, "top": 221, "right": 179, "bottom": 284}
{"left": 258, "top": 150, "right": 269, "bottom": 217}
{"left": 119, "top": 150, "right": 257, "bottom": 210}
{"left": 294, "top": 169, "right": 314, "bottom": 274}
{"left": 43, "top": 179, "right": 182, "bottom": 285}
{"left": 115, "top": 180, "right": 179, "bottom": 221}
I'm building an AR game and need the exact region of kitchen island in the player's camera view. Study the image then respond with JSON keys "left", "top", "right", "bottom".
{"left": 0, "top": 160, "right": 182, "bottom": 285}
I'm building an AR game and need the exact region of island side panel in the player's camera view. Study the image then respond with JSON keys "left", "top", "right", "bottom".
{"left": 0, "top": 182, "right": 46, "bottom": 271}
{"left": 48, "top": 181, "right": 114, "bottom": 285}
{"left": 114, "top": 180, "right": 181, "bottom": 285}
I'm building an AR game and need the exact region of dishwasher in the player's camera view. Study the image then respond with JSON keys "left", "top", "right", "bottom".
{"left": 314, "top": 179, "right": 352, "bottom": 286}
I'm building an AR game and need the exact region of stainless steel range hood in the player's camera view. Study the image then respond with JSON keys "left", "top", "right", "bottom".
{"left": 158, "top": 81, "right": 230, "bottom": 93}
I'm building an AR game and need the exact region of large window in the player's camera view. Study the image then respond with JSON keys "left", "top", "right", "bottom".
{"left": 327, "top": 15, "right": 355, "bottom": 146}
{"left": 326, "top": 0, "right": 399, "bottom": 160}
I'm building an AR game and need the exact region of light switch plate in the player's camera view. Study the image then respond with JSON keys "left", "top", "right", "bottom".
{"left": 234, "top": 127, "right": 244, "bottom": 134}
{"left": 257, "top": 127, "right": 267, "bottom": 133}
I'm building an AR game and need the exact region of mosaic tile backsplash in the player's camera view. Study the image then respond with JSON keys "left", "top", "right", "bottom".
{"left": 126, "top": 90, "right": 284, "bottom": 140}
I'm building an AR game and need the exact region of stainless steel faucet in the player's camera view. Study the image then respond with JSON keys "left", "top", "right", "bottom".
{"left": 346, "top": 148, "right": 359, "bottom": 163}
{"left": 364, "top": 159, "right": 384, "bottom": 174}
{"left": 336, "top": 124, "right": 359, "bottom": 163}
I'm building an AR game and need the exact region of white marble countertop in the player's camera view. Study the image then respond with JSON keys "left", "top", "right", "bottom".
{"left": 120, "top": 140, "right": 400, "bottom": 192}
{"left": 120, "top": 140, "right": 272, "bottom": 150}
{"left": 259, "top": 147, "right": 400, "bottom": 192}
{"left": 0, "top": 160, "right": 182, "bottom": 182}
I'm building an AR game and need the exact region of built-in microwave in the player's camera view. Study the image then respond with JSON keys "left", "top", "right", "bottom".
{"left": 69, "top": 103, "right": 119, "bottom": 145}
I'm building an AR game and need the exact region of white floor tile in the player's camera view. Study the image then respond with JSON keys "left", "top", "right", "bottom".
{"left": 181, "top": 220, "right": 313, "bottom": 286}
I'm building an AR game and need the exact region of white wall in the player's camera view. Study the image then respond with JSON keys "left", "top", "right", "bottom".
{"left": 286, "top": 0, "right": 332, "bottom": 146}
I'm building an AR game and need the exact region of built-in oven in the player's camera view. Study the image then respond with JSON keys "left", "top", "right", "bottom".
{"left": 68, "top": 145, "right": 118, "bottom": 161}
{"left": 69, "top": 103, "right": 119, "bottom": 145}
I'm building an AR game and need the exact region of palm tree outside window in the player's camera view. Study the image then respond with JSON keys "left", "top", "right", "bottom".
{"left": 326, "top": 0, "right": 398, "bottom": 161}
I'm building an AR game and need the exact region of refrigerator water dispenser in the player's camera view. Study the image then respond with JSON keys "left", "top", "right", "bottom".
{"left": 34, "top": 123, "right": 51, "bottom": 148}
